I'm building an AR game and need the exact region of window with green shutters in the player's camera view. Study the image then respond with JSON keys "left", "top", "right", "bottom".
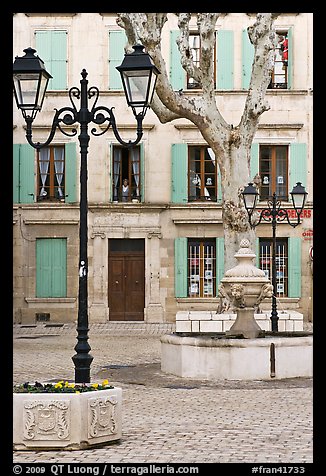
{"left": 108, "top": 30, "right": 127, "bottom": 90}
{"left": 13, "top": 143, "right": 77, "bottom": 204}
{"left": 174, "top": 237, "right": 224, "bottom": 298}
{"left": 171, "top": 143, "right": 222, "bottom": 203}
{"left": 257, "top": 237, "right": 301, "bottom": 298}
{"left": 249, "top": 142, "right": 307, "bottom": 202}
{"left": 36, "top": 238, "right": 67, "bottom": 298}
{"left": 35, "top": 30, "right": 67, "bottom": 90}
{"left": 170, "top": 30, "right": 234, "bottom": 90}
{"left": 242, "top": 27, "right": 293, "bottom": 90}
{"left": 111, "top": 144, "right": 143, "bottom": 202}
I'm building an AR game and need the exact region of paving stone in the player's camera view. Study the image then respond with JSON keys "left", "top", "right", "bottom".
{"left": 13, "top": 323, "right": 313, "bottom": 464}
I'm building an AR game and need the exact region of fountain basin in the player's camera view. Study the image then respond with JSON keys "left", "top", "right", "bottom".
{"left": 161, "top": 332, "right": 312, "bottom": 380}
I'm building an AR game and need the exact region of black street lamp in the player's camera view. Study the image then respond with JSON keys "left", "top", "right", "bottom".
{"left": 242, "top": 182, "right": 307, "bottom": 332}
{"left": 13, "top": 45, "right": 160, "bottom": 383}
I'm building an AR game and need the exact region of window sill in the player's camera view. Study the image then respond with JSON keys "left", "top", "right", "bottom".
{"left": 25, "top": 297, "right": 77, "bottom": 309}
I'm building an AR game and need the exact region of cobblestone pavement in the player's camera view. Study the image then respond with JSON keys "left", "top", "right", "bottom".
{"left": 13, "top": 323, "right": 313, "bottom": 464}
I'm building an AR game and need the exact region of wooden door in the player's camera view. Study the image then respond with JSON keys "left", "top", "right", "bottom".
{"left": 108, "top": 240, "right": 145, "bottom": 321}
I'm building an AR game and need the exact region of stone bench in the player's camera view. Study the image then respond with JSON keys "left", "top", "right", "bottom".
{"left": 175, "top": 310, "right": 303, "bottom": 333}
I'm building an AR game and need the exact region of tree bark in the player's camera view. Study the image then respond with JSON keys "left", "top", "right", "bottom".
{"left": 116, "top": 12, "right": 278, "bottom": 270}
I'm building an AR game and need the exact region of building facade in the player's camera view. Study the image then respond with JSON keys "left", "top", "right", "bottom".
{"left": 13, "top": 13, "right": 313, "bottom": 325}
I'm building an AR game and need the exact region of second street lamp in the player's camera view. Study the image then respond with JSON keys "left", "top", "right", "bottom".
{"left": 242, "top": 182, "right": 307, "bottom": 332}
{"left": 13, "top": 45, "right": 160, "bottom": 383}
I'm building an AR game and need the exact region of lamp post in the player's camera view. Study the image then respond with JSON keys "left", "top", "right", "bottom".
{"left": 241, "top": 182, "right": 307, "bottom": 332}
{"left": 13, "top": 45, "right": 160, "bottom": 383}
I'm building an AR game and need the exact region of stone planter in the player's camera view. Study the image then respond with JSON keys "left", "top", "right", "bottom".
{"left": 13, "top": 387, "right": 122, "bottom": 450}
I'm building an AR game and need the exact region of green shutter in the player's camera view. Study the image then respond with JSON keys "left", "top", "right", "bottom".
{"left": 50, "top": 31, "right": 67, "bottom": 90}
{"left": 19, "top": 144, "right": 35, "bottom": 203}
{"left": 13, "top": 144, "right": 20, "bottom": 203}
{"left": 216, "top": 237, "right": 224, "bottom": 294}
{"left": 35, "top": 30, "right": 67, "bottom": 90}
{"left": 217, "top": 164, "right": 222, "bottom": 202}
{"left": 171, "top": 143, "right": 188, "bottom": 203}
{"left": 256, "top": 238, "right": 260, "bottom": 267}
{"left": 289, "top": 143, "right": 307, "bottom": 191}
{"left": 250, "top": 142, "right": 259, "bottom": 179}
{"left": 51, "top": 238, "right": 67, "bottom": 297}
{"left": 288, "top": 237, "right": 301, "bottom": 297}
{"left": 36, "top": 239, "right": 52, "bottom": 297}
{"left": 175, "top": 237, "right": 187, "bottom": 297}
{"left": 217, "top": 30, "right": 234, "bottom": 90}
{"left": 241, "top": 28, "right": 254, "bottom": 89}
{"left": 36, "top": 238, "right": 67, "bottom": 298}
{"left": 287, "top": 27, "right": 293, "bottom": 89}
{"left": 109, "top": 143, "right": 113, "bottom": 202}
{"left": 170, "top": 30, "right": 185, "bottom": 90}
{"left": 140, "top": 142, "right": 145, "bottom": 202}
{"left": 65, "top": 142, "right": 77, "bottom": 203}
{"left": 109, "top": 30, "right": 126, "bottom": 90}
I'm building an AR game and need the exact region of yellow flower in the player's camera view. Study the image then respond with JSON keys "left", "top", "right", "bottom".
{"left": 75, "top": 391, "right": 80, "bottom": 394}
{"left": 102, "top": 379, "right": 109, "bottom": 386}
{"left": 91, "top": 383, "right": 99, "bottom": 389}
{"left": 54, "top": 382, "right": 63, "bottom": 389}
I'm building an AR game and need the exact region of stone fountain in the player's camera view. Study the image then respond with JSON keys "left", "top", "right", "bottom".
{"left": 161, "top": 239, "right": 312, "bottom": 380}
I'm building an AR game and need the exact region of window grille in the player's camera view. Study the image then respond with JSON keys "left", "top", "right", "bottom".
{"left": 188, "top": 239, "right": 216, "bottom": 297}
{"left": 259, "top": 239, "right": 288, "bottom": 297}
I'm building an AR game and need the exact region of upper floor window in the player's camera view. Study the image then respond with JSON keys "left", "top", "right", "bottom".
{"left": 187, "top": 33, "right": 216, "bottom": 90}
{"left": 188, "top": 146, "right": 217, "bottom": 201}
{"left": 268, "top": 31, "right": 289, "bottom": 89}
{"left": 112, "top": 145, "right": 141, "bottom": 202}
{"left": 259, "top": 145, "right": 288, "bottom": 201}
{"left": 37, "top": 146, "right": 65, "bottom": 202}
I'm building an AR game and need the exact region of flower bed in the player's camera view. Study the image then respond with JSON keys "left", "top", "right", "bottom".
{"left": 13, "top": 380, "right": 122, "bottom": 450}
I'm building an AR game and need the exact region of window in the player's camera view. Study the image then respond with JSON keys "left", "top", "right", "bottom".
{"left": 112, "top": 145, "right": 141, "bottom": 202}
{"left": 188, "top": 239, "right": 216, "bottom": 297}
{"left": 37, "top": 146, "right": 65, "bottom": 201}
{"left": 36, "top": 238, "right": 67, "bottom": 298}
{"left": 268, "top": 31, "right": 289, "bottom": 89}
{"left": 188, "top": 146, "right": 217, "bottom": 201}
{"left": 187, "top": 33, "right": 216, "bottom": 89}
{"left": 259, "top": 239, "right": 288, "bottom": 297}
{"left": 259, "top": 145, "right": 288, "bottom": 201}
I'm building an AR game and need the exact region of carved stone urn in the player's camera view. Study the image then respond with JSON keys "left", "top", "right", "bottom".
{"left": 13, "top": 387, "right": 122, "bottom": 450}
{"left": 219, "top": 239, "right": 273, "bottom": 338}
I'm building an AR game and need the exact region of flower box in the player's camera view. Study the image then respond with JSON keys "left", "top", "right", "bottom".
{"left": 13, "top": 385, "right": 122, "bottom": 450}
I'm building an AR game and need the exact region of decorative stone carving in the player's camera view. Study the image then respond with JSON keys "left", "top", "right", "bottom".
{"left": 220, "top": 239, "right": 273, "bottom": 338}
{"left": 23, "top": 400, "right": 70, "bottom": 441}
{"left": 88, "top": 395, "right": 118, "bottom": 438}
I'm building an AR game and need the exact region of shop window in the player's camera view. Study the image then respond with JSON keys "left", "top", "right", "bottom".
{"left": 112, "top": 145, "right": 141, "bottom": 202}
{"left": 259, "top": 238, "right": 288, "bottom": 297}
{"left": 188, "top": 239, "right": 216, "bottom": 297}
{"left": 188, "top": 146, "right": 217, "bottom": 201}
{"left": 268, "top": 31, "right": 289, "bottom": 89}
{"left": 37, "top": 146, "right": 65, "bottom": 201}
{"left": 259, "top": 145, "right": 288, "bottom": 201}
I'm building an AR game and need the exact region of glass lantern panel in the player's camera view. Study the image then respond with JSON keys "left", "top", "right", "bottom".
{"left": 123, "top": 70, "right": 150, "bottom": 105}
{"left": 13, "top": 73, "right": 40, "bottom": 109}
